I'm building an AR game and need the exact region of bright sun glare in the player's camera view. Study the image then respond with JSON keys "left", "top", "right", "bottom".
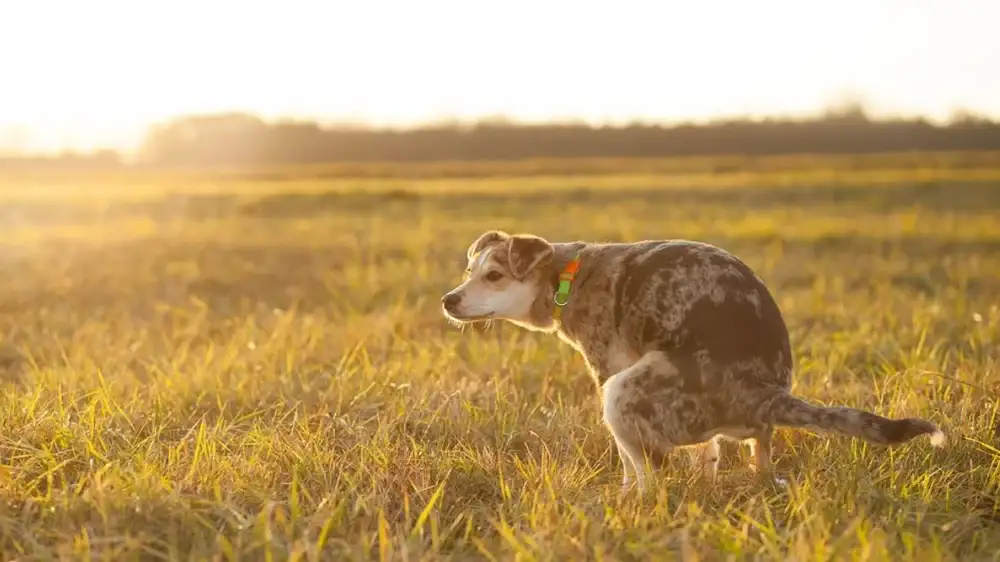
{"left": 2, "top": 0, "right": 998, "bottom": 153}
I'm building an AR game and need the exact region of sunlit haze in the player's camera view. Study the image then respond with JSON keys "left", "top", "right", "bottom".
{"left": 2, "top": 0, "right": 998, "bottom": 154}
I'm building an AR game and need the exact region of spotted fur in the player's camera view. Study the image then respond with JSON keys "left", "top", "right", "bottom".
{"left": 442, "top": 230, "right": 946, "bottom": 493}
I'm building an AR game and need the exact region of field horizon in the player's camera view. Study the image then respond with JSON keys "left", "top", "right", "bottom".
{"left": 1, "top": 152, "right": 999, "bottom": 560}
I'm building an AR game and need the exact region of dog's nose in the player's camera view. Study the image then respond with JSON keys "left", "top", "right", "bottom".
{"left": 442, "top": 293, "right": 461, "bottom": 310}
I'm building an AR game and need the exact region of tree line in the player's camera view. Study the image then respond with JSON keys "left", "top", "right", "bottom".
{"left": 5, "top": 106, "right": 1000, "bottom": 170}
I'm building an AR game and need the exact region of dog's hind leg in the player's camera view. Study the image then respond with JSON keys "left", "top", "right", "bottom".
{"left": 603, "top": 380, "right": 655, "bottom": 493}
{"left": 686, "top": 436, "right": 720, "bottom": 484}
{"left": 746, "top": 426, "right": 786, "bottom": 487}
{"left": 602, "top": 351, "right": 708, "bottom": 494}
{"left": 747, "top": 426, "right": 773, "bottom": 473}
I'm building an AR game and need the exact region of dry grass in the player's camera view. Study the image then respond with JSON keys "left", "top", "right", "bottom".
{"left": 1, "top": 153, "right": 999, "bottom": 560}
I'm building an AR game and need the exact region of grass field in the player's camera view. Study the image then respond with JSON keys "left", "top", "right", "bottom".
{"left": 1, "top": 152, "right": 999, "bottom": 560}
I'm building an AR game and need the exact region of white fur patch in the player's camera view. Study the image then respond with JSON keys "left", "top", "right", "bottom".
{"left": 929, "top": 429, "right": 946, "bottom": 447}
{"left": 473, "top": 248, "right": 493, "bottom": 271}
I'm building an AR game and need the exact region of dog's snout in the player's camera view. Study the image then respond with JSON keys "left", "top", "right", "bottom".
{"left": 442, "top": 292, "right": 461, "bottom": 310}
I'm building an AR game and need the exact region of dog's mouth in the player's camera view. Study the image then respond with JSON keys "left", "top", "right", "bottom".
{"left": 443, "top": 309, "right": 494, "bottom": 324}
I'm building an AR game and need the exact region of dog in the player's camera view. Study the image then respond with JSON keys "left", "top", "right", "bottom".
{"left": 441, "top": 230, "right": 946, "bottom": 492}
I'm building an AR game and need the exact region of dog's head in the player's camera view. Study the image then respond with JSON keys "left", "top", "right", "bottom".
{"left": 441, "top": 230, "right": 555, "bottom": 330}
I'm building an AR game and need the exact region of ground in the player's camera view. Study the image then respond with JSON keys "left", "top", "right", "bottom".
{"left": 0, "top": 153, "right": 999, "bottom": 560}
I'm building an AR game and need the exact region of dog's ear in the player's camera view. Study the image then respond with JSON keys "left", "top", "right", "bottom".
{"left": 507, "top": 234, "right": 554, "bottom": 279}
{"left": 467, "top": 230, "right": 510, "bottom": 260}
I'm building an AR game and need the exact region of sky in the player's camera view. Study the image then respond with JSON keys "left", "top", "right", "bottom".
{"left": 1, "top": 0, "right": 998, "bottom": 154}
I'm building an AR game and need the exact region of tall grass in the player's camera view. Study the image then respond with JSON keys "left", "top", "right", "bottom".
{"left": 0, "top": 155, "right": 998, "bottom": 560}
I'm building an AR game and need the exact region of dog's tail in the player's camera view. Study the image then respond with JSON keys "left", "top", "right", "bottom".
{"left": 766, "top": 392, "right": 946, "bottom": 447}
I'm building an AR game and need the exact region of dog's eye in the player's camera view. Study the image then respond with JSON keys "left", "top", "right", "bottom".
{"left": 485, "top": 271, "right": 503, "bottom": 282}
